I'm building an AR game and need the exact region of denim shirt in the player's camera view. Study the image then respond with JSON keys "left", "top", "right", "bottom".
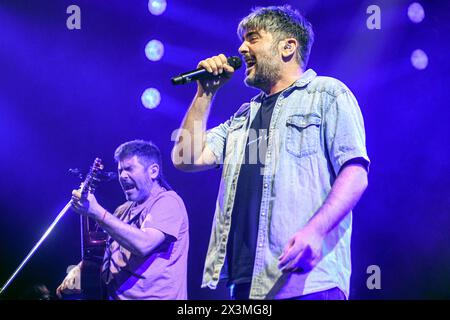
{"left": 203, "top": 69, "right": 370, "bottom": 299}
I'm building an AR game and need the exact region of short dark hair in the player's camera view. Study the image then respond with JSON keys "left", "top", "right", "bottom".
{"left": 237, "top": 5, "right": 314, "bottom": 69}
{"left": 114, "top": 140, "right": 171, "bottom": 190}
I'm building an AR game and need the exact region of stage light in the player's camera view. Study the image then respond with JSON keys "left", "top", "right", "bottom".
{"left": 148, "top": 0, "right": 167, "bottom": 16}
{"left": 145, "top": 39, "right": 164, "bottom": 61}
{"left": 141, "top": 88, "right": 161, "bottom": 109}
{"left": 407, "top": 2, "right": 425, "bottom": 23}
{"left": 411, "top": 49, "right": 428, "bottom": 70}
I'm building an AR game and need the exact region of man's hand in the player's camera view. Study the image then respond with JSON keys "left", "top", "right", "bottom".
{"left": 197, "top": 54, "right": 235, "bottom": 95}
{"left": 278, "top": 164, "right": 368, "bottom": 274}
{"left": 71, "top": 190, "right": 103, "bottom": 219}
{"left": 278, "top": 225, "right": 325, "bottom": 273}
{"left": 56, "top": 264, "right": 81, "bottom": 298}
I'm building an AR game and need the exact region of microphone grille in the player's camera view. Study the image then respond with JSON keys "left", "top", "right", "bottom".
{"left": 227, "top": 56, "right": 242, "bottom": 70}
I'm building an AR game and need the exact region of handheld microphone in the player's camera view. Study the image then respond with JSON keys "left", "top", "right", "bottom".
{"left": 171, "top": 56, "right": 242, "bottom": 85}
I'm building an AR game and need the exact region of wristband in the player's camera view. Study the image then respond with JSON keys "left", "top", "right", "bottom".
{"left": 101, "top": 210, "right": 108, "bottom": 222}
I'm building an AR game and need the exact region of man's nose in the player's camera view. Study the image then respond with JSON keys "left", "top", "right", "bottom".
{"left": 238, "top": 42, "right": 249, "bottom": 55}
{"left": 119, "top": 170, "right": 129, "bottom": 179}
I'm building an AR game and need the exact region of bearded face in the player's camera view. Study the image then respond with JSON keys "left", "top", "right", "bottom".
{"left": 240, "top": 30, "right": 283, "bottom": 91}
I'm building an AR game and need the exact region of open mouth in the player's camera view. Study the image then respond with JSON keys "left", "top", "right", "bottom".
{"left": 121, "top": 181, "right": 136, "bottom": 191}
{"left": 245, "top": 59, "right": 256, "bottom": 69}
{"left": 244, "top": 57, "right": 256, "bottom": 75}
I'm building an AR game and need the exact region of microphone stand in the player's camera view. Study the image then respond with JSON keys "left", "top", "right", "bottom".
{"left": 0, "top": 201, "right": 72, "bottom": 295}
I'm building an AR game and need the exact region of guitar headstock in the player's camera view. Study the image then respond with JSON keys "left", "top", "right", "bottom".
{"left": 79, "top": 158, "right": 104, "bottom": 199}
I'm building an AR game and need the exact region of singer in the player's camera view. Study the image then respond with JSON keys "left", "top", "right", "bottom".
{"left": 172, "top": 5, "right": 370, "bottom": 300}
{"left": 57, "top": 140, "right": 189, "bottom": 300}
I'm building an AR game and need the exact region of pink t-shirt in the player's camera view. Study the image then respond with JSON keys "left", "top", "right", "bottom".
{"left": 102, "top": 190, "right": 189, "bottom": 299}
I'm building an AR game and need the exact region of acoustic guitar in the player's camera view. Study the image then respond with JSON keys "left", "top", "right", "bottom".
{"left": 78, "top": 158, "right": 108, "bottom": 299}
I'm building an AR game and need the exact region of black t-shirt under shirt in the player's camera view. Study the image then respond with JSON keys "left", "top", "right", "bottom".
{"left": 227, "top": 90, "right": 282, "bottom": 285}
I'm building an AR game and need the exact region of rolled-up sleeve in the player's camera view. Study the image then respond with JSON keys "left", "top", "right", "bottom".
{"left": 204, "top": 118, "right": 231, "bottom": 165}
{"left": 324, "top": 89, "right": 370, "bottom": 175}
{"left": 141, "top": 195, "right": 185, "bottom": 241}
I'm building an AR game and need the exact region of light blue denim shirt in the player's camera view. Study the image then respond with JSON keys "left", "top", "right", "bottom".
{"left": 202, "top": 69, "right": 370, "bottom": 299}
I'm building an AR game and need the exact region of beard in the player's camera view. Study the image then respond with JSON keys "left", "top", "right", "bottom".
{"left": 244, "top": 50, "right": 282, "bottom": 91}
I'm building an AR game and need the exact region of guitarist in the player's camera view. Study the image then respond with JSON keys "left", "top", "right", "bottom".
{"left": 57, "top": 140, "right": 189, "bottom": 300}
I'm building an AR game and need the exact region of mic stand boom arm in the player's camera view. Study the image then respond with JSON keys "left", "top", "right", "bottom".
{"left": 0, "top": 201, "right": 72, "bottom": 295}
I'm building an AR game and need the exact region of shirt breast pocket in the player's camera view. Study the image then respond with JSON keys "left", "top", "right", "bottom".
{"left": 285, "top": 113, "right": 321, "bottom": 158}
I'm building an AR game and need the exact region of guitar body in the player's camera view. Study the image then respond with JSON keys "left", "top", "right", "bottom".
{"left": 80, "top": 259, "right": 104, "bottom": 300}
{"left": 80, "top": 219, "right": 107, "bottom": 299}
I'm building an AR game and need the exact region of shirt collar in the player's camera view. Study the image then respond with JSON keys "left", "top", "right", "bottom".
{"left": 292, "top": 68, "right": 317, "bottom": 88}
{"left": 251, "top": 68, "right": 317, "bottom": 103}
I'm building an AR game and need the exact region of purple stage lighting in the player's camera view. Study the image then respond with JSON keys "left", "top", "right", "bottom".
{"left": 141, "top": 88, "right": 161, "bottom": 109}
{"left": 407, "top": 2, "right": 425, "bottom": 23}
{"left": 148, "top": 0, "right": 167, "bottom": 16}
{"left": 145, "top": 39, "right": 164, "bottom": 61}
{"left": 411, "top": 49, "right": 428, "bottom": 70}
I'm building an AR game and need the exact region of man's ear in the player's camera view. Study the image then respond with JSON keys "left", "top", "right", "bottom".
{"left": 280, "top": 38, "right": 297, "bottom": 59}
{"left": 148, "top": 163, "right": 160, "bottom": 180}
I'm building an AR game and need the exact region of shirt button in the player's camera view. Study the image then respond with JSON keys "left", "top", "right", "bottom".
{"left": 261, "top": 212, "right": 266, "bottom": 216}
{"left": 259, "top": 242, "right": 263, "bottom": 247}
{"left": 263, "top": 183, "right": 269, "bottom": 188}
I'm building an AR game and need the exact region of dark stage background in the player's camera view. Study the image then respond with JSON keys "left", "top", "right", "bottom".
{"left": 1, "top": 0, "right": 449, "bottom": 299}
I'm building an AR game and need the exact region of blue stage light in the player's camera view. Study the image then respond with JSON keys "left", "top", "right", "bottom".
{"left": 411, "top": 49, "right": 428, "bottom": 70}
{"left": 145, "top": 39, "right": 164, "bottom": 61}
{"left": 141, "top": 88, "right": 161, "bottom": 109}
{"left": 148, "top": 0, "right": 167, "bottom": 16}
{"left": 407, "top": 2, "right": 425, "bottom": 23}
